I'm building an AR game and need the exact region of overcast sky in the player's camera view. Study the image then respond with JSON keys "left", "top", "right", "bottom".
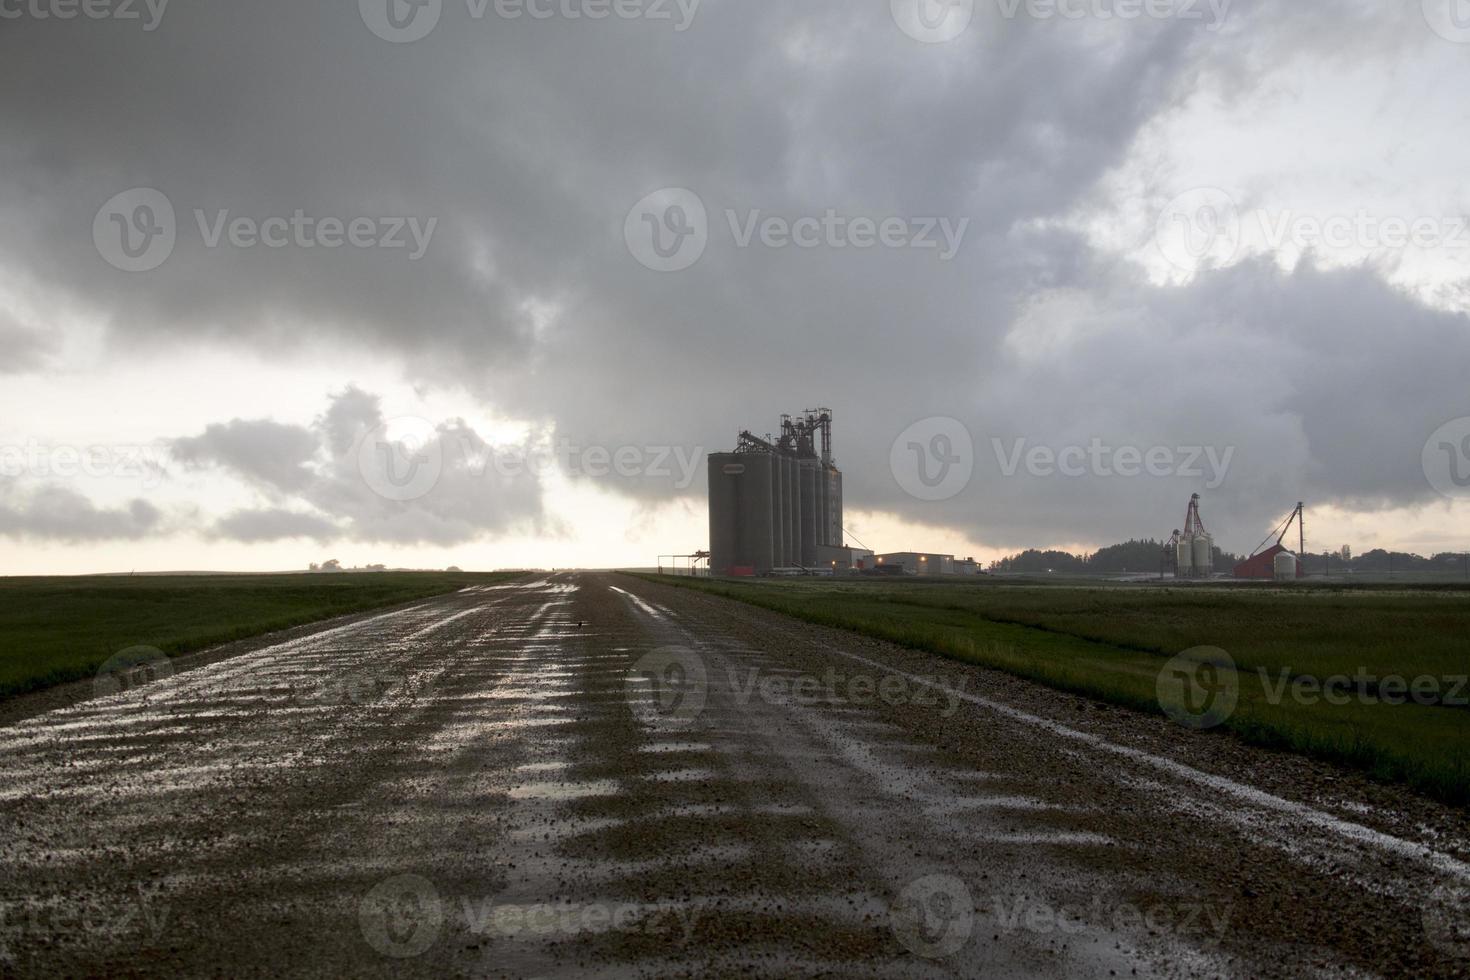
{"left": 2, "top": 0, "right": 1469, "bottom": 573}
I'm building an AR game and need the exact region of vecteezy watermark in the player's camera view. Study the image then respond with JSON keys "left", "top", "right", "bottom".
{"left": 1156, "top": 188, "right": 1470, "bottom": 273}
{"left": 0, "top": 440, "right": 168, "bottom": 489}
{"left": 891, "top": 0, "right": 975, "bottom": 43}
{"left": 727, "top": 666, "right": 970, "bottom": 717}
{"left": 1156, "top": 646, "right": 1238, "bottom": 730}
{"left": 891, "top": 876, "right": 1235, "bottom": 961}
{"left": 1158, "top": 649, "right": 1467, "bottom": 728}
{"left": 360, "top": 875, "right": 444, "bottom": 958}
{"left": 892, "top": 0, "right": 1229, "bottom": 43}
{"left": 990, "top": 892, "right": 1233, "bottom": 941}
{"left": 1154, "top": 187, "right": 1241, "bottom": 273}
{"left": 1255, "top": 668, "right": 1468, "bottom": 708}
{"left": 0, "top": 884, "right": 171, "bottom": 964}
{"left": 996, "top": 0, "right": 1231, "bottom": 30}
{"left": 891, "top": 417, "right": 975, "bottom": 502}
{"left": 93, "top": 188, "right": 176, "bottom": 273}
{"left": 992, "top": 438, "right": 1233, "bottom": 488}
{"left": 1424, "top": 883, "right": 1470, "bottom": 960}
{"left": 94, "top": 189, "right": 437, "bottom": 272}
{"left": 356, "top": 417, "right": 445, "bottom": 503}
{"left": 1422, "top": 0, "right": 1470, "bottom": 44}
{"left": 358, "top": 874, "right": 700, "bottom": 958}
{"left": 354, "top": 416, "right": 705, "bottom": 502}
{"left": 623, "top": 188, "right": 708, "bottom": 273}
{"left": 358, "top": 0, "right": 443, "bottom": 42}
{"left": 0, "top": 0, "right": 169, "bottom": 30}
{"left": 624, "top": 188, "right": 970, "bottom": 272}
{"left": 93, "top": 646, "right": 174, "bottom": 701}
{"left": 725, "top": 210, "right": 969, "bottom": 261}
{"left": 889, "top": 419, "right": 1234, "bottom": 502}
{"left": 891, "top": 874, "right": 974, "bottom": 958}
{"left": 625, "top": 647, "right": 708, "bottom": 727}
{"left": 1424, "top": 416, "right": 1470, "bottom": 500}
{"left": 358, "top": 0, "right": 699, "bottom": 43}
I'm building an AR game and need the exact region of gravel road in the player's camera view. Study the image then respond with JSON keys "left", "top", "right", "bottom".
{"left": 2, "top": 573, "right": 1466, "bottom": 978}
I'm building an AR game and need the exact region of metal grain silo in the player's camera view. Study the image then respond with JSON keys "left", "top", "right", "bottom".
{"left": 833, "top": 467, "right": 843, "bottom": 545}
{"left": 1192, "top": 534, "right": 1213, "bottom": 577}
{"left": 784, "top": 454, "right": 800, "bottom": 567}
{"left": 1176, "top": 537, "right": 1194, "bottom": 576}
{"left": 742, "top": 453, "right": 776, "bottom": 573}
{"left": 815, "top": 465, "right": 830, "bottom": 548}
{"left": 1274, "top": 551, "right": 1297, "bottom": 581}
{"left": 799, "top": 458, "right": 818, "bottom": 567}
{"left": 709, "top": 452, "right": 774, "bottom": 575}
{"left": 707, "top": 453, "right": 739, "bottom": 574}
{"left": 770, "top": 453, "right": 786, "bottom": 568}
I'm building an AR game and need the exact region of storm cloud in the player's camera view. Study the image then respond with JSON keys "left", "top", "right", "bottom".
{"left": 0, "top": 486, "right": 161, "bottom": 543}
{"left": 1, "top": 0, "right": 1465, "bottom": 556}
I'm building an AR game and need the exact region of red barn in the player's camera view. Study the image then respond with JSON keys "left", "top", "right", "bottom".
{"left": 1234, "top": 544, "right": 1301, "bottom": 580}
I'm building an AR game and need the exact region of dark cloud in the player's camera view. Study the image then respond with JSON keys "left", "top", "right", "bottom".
{"left": 0, "top": 0, "right": 1461, "bottom": 554}
{"left": 0, "top": 486, "right": 160, "bottom": 542}
{"left": 849, "top": 257, "right": 1470, "bottom": 553}
{"left": 0, "top": 313, "right": 53, "bottom": 374}
{"left": 171, "top": 420, "right": 319, "bottom": 493}
{"left": 211, "top": 508, "right": 340, "bottom": 543}
{"left": 174, "top": 388, "right": 549, "bottom": 546}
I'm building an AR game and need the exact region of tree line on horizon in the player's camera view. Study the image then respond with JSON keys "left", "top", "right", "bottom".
{"left": 987, "top": 539, "right": 1470, "bottom": 575}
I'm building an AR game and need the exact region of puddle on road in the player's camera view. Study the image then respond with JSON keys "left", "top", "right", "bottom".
{"left": 978, "top": 830, "right": 1116, "bottom": 847}
{"left": 506, "top": 717, "right": 582, "bottom": 729}
{"left": 786, "top": 838, "right": 842, "bottom": 860}
{"left": 509, "top": 779, "right": 621, "bottom": 801}
{"left": 654, "top": 803, "right": 738, "bottom": 818}
{"left": 516, "top": 762, "right": 571, "bottom": 773}
{"left": 637, "top": 742, "right": 712, "bottom": 754}
{"left": 948, "top": 770, "right": 1004, "bottom": 782}
{"left": 752, "top": 802, "right": 814, "bottom": 816}
{"left": 924, "top": 795, "right": 1072, "bottom": 813}
{"left": 606, "top": 586, "right": 668, "bottom": 621}
{"left": 644, "top": 768, "right": 714, "bottom": 783}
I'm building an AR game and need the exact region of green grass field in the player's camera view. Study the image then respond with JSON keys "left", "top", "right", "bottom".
{"left": 0, "top": 571, "right": 519, "bottom": 700}
{"left": 635, "top": 574, "right": 1470, "bottom": 806}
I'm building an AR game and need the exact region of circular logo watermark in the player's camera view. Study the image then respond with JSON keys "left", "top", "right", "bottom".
{"left": 891, "top": 0, "right": 974, "bottom": 43}
{"left": 356, "top": 416, "right": 445, "bottom": 502}
{"left": 93, "top": 645, "right": 174, "bottom": 700}
{"left": 1424, "top": 883, "right": 1470, "bottom": 960}
{"left": 1155, "top": 187, "right": 1241, "bottom": 273}
{"left": 625, "top": 646, "right": 708, "bottom": 726}
{"left": 1423, "top": 0, "right": 1470, "bottom": 44}
{"left": 360, "top": 874, "right": 443, "bottom": 958}
{"left": 890, "top": 874, "right": 974, "bottom": 958}
{"left": 1157, "top": 646, "right": 1238, "bottom": 730}
{"left": 624, "top": 188, "right": 708, "bottom": 272}
{"left": 890, "top": 417, "right": 974, "bottom": 502}
{"left": 93, "top": 188, "right": 176, "bottom": 273}
{"left": 359, "top": 0, "right": 442, "bottom": 42}
{"left": 1423, "top": 416, "right": 1470, "bottom": 500}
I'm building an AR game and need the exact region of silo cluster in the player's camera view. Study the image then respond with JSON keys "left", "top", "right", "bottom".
{"left": 707, "top": 410, "right": 844, "bottom": 576}
{"left": 1173, "top": 493, "right": 1214, "bottom": 579}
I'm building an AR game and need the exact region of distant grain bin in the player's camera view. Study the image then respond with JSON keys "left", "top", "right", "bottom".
{"left": 708, "top": 409, "right": 844, "bottom": 576}
{"left": 1192, "top": 534, "right": 1213, "bottom": 577}
{"left": 1274, "top": 551, "right": 1299, "bottom": 581}
{"left": 1167, "top": 494, "right": 1214, "bottom": 579}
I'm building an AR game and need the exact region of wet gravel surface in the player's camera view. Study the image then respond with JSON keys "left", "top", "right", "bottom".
{"left": 1, "top": 573, "right": 1466, "bottom": 978}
